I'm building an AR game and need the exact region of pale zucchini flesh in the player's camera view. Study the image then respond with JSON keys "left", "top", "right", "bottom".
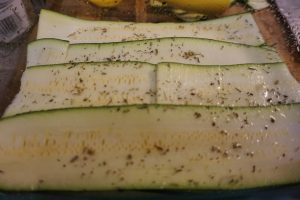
{"left": 27, "top": 39, "right": 69, "bottom": 67}
{"left": 0, "top": 104, "right": 299, "bottom": 190}
{"left": 247, "top": 0, "right": 270, "bottom": 10}
{"left": 4, "top": 62, "right": 300, "bottom": 117}
{"left": 4, "top": 62, "right": 156, "bottom": 117}
{"left": 27, "top": 38, "right": 281, "bottom": 67}
{"left": 157, "top": 62, "right": 300, "bottom": 106}
{"left": 37, "top": 9, "right": 265, "bottom": 46}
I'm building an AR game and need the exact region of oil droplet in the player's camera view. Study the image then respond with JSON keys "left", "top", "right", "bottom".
{"left": 280, "top": 113, "right": 287, "bottom": 118}
{"left": 264, "top": 90, "right": 269, "bottom": 98}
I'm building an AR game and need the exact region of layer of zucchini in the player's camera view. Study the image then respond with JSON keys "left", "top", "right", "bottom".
{"left": 4, "top": 62, "right": 300, "bottom": 117}
{"left": 247, "top": 0, "right": 270, "bottom": 10}
{"left": 27, "top": 38, "right": 281, "bottom": 67}
{"left": 0, "top": 104, "right": 299, "bottom": 190}
{"left": 157, "top": 62, "right": 300, "bottom": 106}
{"left": 37, "top": 9, "right": 265, "bottom": 46}
{"left": 4, "top": 62, "right": 156, "bottom": 117}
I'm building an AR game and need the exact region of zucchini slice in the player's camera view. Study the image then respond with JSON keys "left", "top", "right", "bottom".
{"left": 27, "top": 39, "right": 69, "bottom": 67}
{"left": 247, "top": 0, "right": 270, "bottom": 10}
{"left": 0, "top": 104, "right": 299, "bottom": 190}
{"left": 37, "top": 9, "right": 265, "bottom": 46}
{"left": 3, "top": 62, "right": 156, "bottom": 117}
{"left": 27, "top": 38, "right": 281, "bottom": 67}
{"left": 157, "top": 62, "right": 300, "bottom": 106}
{"left": 4, "top": 62, "right": 300, "bottom": 117}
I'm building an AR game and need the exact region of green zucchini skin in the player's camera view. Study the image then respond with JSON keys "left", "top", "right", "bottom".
{"left": 37, "top": 9, "right": 265, "bottom": 46}
{"left": 27, "top": 37, "right": 281, "bottom": 67}
{"left": 0, "top": 104, "right": 299, "bottom": 191}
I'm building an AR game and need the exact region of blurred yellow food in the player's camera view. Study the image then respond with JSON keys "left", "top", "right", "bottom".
{"left": 89, "top": 0, "right": 122, "bottom": 8}
{"left": 158, "top": 0, "right": 233, "bottom": 15}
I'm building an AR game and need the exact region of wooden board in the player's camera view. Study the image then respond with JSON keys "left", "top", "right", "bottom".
{"left": 0, "top": 0, "right": 299, "bottom": 116}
